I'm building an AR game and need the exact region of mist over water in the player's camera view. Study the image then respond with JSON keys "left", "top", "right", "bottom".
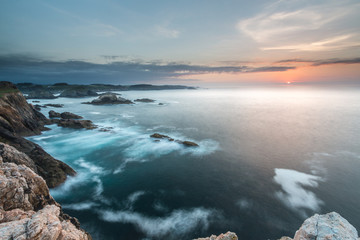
{"left": 28, "top": 86, "right": 360, "bottom": 240}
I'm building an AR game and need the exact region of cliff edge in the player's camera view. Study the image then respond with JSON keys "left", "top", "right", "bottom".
{"left": 0, "top": 143, "right": 91, "bottom": 240}
{"left": 0, "top": 81, "right": 75, "bottom": 188}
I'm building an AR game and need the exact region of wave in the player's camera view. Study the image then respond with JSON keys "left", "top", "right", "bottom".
{"left": 99, "top": 207, "right": 216, "bottom": 238}
{"left": 62, "top": 201, "right": 99, "bottom": 210}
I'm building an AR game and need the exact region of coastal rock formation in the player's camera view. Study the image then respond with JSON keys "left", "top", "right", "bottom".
{"left": 49, "top": 110, "right": 61, "bottom": 118}
{"left": 26, "top": 90, "right": 57, "bottom": 99}
{"left": 51, "top": 119, "right": 97, "bottom": 130}
{"left": 60, "top": 89, "right": 98, "bottom": 98}
{"left": 194, "top": 232, "right": 238, "bottom": 240}
{"left": 134, "top": 98, "right": 155, "bottom": 103}
{"left": 60, "top": 112, "right": 83, "bottom": 119}
{"left": 0, "top": 81, "right": 75, "bottom": 188}
{"left": 83, "top": 93, "right": 133, "bottom": 105}
{"left": 44, "top": 103, "right": 64, "bottom": 108}
{"left": 150, "top": 133, "right": 199, "bottom": 147}
{"left": 0, "top": 144, "right": 91, "bottom": 240}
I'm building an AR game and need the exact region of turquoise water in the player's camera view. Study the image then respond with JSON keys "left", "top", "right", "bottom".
{"left": 28, "top": 86, "right": 360, "bottom": 239}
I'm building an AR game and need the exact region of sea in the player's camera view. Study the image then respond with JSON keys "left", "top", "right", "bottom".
{"left": 27, "top": 85, "right": 360, "bottom": 240}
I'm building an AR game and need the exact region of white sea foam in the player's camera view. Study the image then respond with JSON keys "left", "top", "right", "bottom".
{"left": 99, "top": 208, "right": 216, "bottom": 238}
{"left": 90, "top": 112, "right": 101, "bottom": 115}
{"left": 236, "top": 198, "right": 253, "bottom": 210}
{"left": 75, "top": 158, "right": 104, "bottom": 174}
{"left": 273, "top": 168, "right": 324, "bottom": 212}
{"left": 62, "top": 201, "right": 99, "bottom": 210}
{"left": 153, "top": 201, "right": 168, "bottom": 212}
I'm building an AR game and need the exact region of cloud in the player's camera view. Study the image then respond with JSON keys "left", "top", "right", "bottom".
{"left": 0, "top": 54, "right": 295, "bottom": 84}
{"left": 238, "top": 1, "right": 360, "bottom": 52}
{"left": 275, "top": 57, "right": 360, "bottom": 66}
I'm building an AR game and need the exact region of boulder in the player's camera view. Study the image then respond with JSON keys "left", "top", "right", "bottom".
{"left": 293, "top": 212, "right": 359, "bottom": 240}
{"left": 44, "top": 104, "right": 64, "bottom": 108}
{"left": 83, "top": 93, "right": 133, "bottom": 105}
{"left": 49, "top": 110, "right": 61, "bottom": 118}
{"left": 51, "top": 119, "right": 97, "bottom": 130}
{"left": 60, "top": 112, "right": 83, "bottom": 119}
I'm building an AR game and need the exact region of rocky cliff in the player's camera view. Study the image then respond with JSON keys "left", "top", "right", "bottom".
{"left": 195, "top": 212, "right": 359, "bottom": 240}
{"left": 0, "top": 81, "right": 75, "bottom": 187}
{"left": 0, "top": 143, "right": 91, "bottom": 240}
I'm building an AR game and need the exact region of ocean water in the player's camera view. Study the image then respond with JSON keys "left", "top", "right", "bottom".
{"left": 28, "top": 86, "right": 360, "bottom": 240}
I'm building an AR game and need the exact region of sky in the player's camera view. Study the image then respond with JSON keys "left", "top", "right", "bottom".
{"left": 0, "top": 0, "right": 359, "bottom": 86}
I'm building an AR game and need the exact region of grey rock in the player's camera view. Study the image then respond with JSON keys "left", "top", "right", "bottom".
{"left": 60, "top": 112, "right": 83, "bottom": 119}
{"left": 49, "top": 110, "right": 61, "bottom": 118}
{"left": 134, "top": 98, "right": 155, "bottom": 103}
{"left": 83, "top": 93, "right": 133, "bottom": 105}
{"left": 194, "top": 232, "right": 238, "bottom": 240}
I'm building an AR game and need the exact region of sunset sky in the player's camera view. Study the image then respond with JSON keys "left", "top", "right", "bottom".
{"left": 0, "top": 0, "right": 359, "bottom": 86}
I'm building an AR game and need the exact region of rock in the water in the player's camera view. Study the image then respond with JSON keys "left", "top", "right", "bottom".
{"left": 134, "top": 98, "right": 155, "bottom": 103}
{"left": 293, "top": 212, "right": 359, "bottom": 240}
{"left": 51, "top": 119, "right": 97, "bottom": 130}
{"left": 83, "top": 93, "right": 133, "bottom": 105}
{"left": 194, "top": 232, "right": 238, "bottom": 240}
{"left": 150, "top": 133, "right": 199, "bottom": 147}
{"left": 26, "top": 90, "right": 56, "bottom": 99}
{"left": 49, "top": 110, "right": 61, "bottom": 118}
{"left": 44, "top": 103, "right": 64, "bottom": 108}
{"left": 60, "top": 112, "right": 83, "bottom": 119}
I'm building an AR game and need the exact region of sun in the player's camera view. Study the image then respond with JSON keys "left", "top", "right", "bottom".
{"left": 287, "top": 81, "right": 291, "bottom": 84}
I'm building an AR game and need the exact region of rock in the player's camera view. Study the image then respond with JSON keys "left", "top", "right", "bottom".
{"left": 60, "top": 89, "right": 98, "bottom": 98}
{"left": 150, "top": 133, "right": 199, "bottom": 147}
{"left": 0, "top": 143, "right": 36, "bottom": 171}
{"left": 292, "top": 212, "right": 359, "bottom": 240}
{"left": 0, "top": 82, "right": 76, "bottom": 188}
{"left": 26, "top": 90, "right": 57, "bottom": 99}
{"left": 134, "top": 98, "right": 155, "bottom": 103}
{"left": 0, "top": 162, "right": 54, "bottom": 211}
{"left": 34, "top": 104, "right": 42, "bottom": 111}
{"left": 100, "top": 91, "right": 121, "bottom": 96}
{"left": 51, "top": 119, "right": 97, "bottom": 130}
{"left": 194, "top": 232, "right": 238, "bottom": 240}
{"left": 158, "top": 103, "right": 164, "bottom": 105}
{"left": 60, "top": 112, "right": 83, "bottom": 119}
{"left": 44, "top": 103, "right": 64, "bottom": 108}
{"left": 0, "top": 83, "right": 49, "bottom": 136}
{"left": 0, "top": 149, "right": 91, "bottom": 239}
{"left": 49, "top": 110, "right": 61, "bottom": 118}
{"left": 32, "top": 101, "right": 40, "bottom": 103}
{"left": 83, "top": 93, "right": 133, "bottom": 105}
{"left": 181, "top": 140, "right": 199, "bottom": 147}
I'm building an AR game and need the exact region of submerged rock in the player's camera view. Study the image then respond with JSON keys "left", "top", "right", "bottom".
{"left": 44, "top": 103, "right": 64, "bottom": 108}
{"left": 194, "top": 232, "right": 238, "bottom": 240}
{"left": 150, "top": 133, "right": 199, "bottom": 147}
{"left": 134, "top": 98, "right": 155, "bottom": 103}
{"left": 83, "top": 93, "right": 133, "bottom": 105}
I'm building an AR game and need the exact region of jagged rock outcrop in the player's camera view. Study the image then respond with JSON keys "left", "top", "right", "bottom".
{"left": 288, "top": 212, "right": 359, "bottom": 240}
{"left": 82, "top": 93, "right": 133, "bottom": 105}
{"left": 194, "top": 232, "right": 238, "bottom": 240}
{"left": 0, "top": 81, "right": 76, "bottom": 188}
{"left": 49, "top": 110, "right": 61, "bottom": 118}
{"left": 150, "top": 133, "right": 199, "bottom": 147}
{"left": 60, "top": 112, "right": 83, "bottom": 119}
{"left": 0, "top": 144, "right": 91, "bottom": 240}
{"left": 51, "top": 119, "right": 97, "bottom": 130}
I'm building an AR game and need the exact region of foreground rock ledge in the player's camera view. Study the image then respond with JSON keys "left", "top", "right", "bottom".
{"left": 0, "top": 143, "right": 91, "bottom": 240}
